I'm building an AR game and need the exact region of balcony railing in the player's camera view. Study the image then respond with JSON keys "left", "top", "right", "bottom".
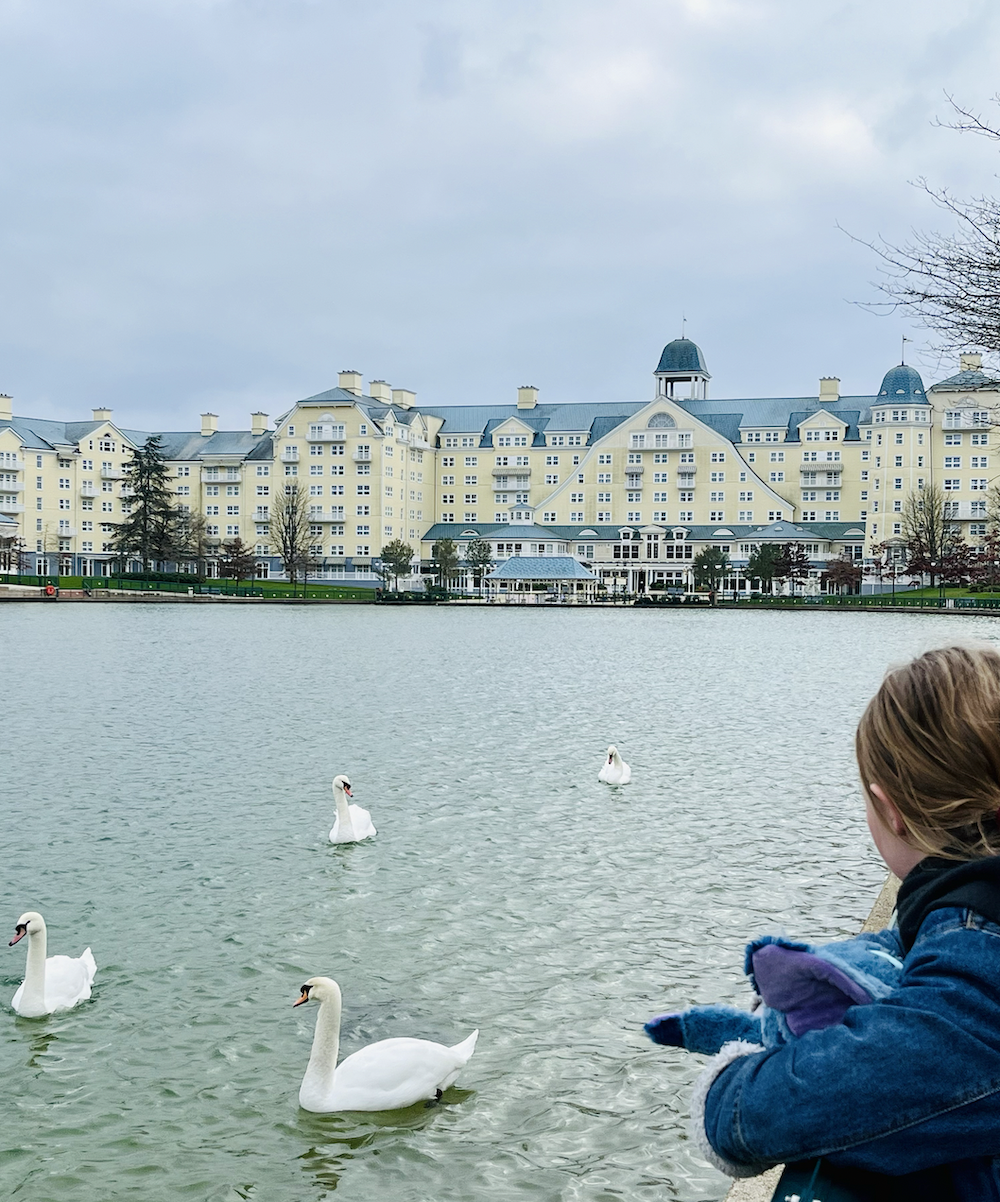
{"left": 280, "top": 449, "right": 299, "bottom": 462}
{"left": 352, "top": 450, "right": 372, "bottom": 462}
{"left": 101, "top": 466, "right": 126, "bottom": 479}
{"left": 0, "top": 456, "right": 22, "bottom": 469}
{"left": 201, "top": 470, "right": 241, "bottom": 483}
{"left": 306, "top": 508, "right": 346, "bottom": 522}
{"left": 80, "top": 483, "right": 97, "bottom": 497}
{"left": 0, "top": 500, "right": 25, "bottom": 513}
{"left": 307, "top": 425, "right": 346, "bottom": 442}
{"left": 253, "top": 509, "right": 270, "bottom": 521}
{"left": 56, "top": 526, "right": 78, "bottom": 537}
{"left": 676, "top": 475, "right": 696, "bottom": 488}
{"left": 0, "top": 480, "right": 24, "bottom": 492}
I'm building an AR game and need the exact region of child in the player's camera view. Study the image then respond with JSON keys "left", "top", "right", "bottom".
{"left": 646, "top": 645, "right": 1000, "bottom": 1199}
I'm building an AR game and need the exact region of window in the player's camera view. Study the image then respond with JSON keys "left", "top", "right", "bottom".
{"left": 944, "top": 456, "right": 961, "bottom": 468}
{"left": 739, "top": 490, "right": 753, "bottom": 502}
{"left": 710, "top": 452, "right": 726, "bottom": 462}
{"left": 256, "top": 465, "right": 269, "bottom": 476}
{"left": 226, "top": 485, "right": 239, "bottom": 495}
{"left": 176, "top": 485, "right": 190, "bottom": 496}
{"left": 710, "top": 471, "right": 724, "bottom": 482}
{"left": 628, "top": 452, "right": 643, "bottom": 464}
{"left": 464, "top": 494, "right": 477, "bottom": 504}
{"left": 310, "top": 444, "right": 323, "bottom": 456}
{"left": 972, "top": 433, "right": 989, "bottom": 446}
{"left": 802, "top": 491, "right": 818, "bottom": 501}
{"left": 226, "top": 505, "right": 239, "bottom": 516}
{"left": 285, "top": 464, "right": 297, "bottom": 476}
{"left": 972, "top": 456, "right": 989, "bottom": 468}
{"left": 570, "top": 492, "right": 584, "bottom": 503}
{"left": 597, "top": 492, "right": 611, "bottom": 503}
{"left": 679, "top": 452, "right": 695, "bottom": 464}
{"left": 710, "top": 490, "right": 724, "bottom": 502}
{"left": 465, "top": 456, "right": 478, "bottom": 466}
{"left": 206, "top": 505, "right": 219, "bottom": 516}
{"left": 542, "top": 511, "right": 556, "bottom": 523}
{"left": 769, "top": 472, "right": 784, "bottom": 483}
{"left": 630, "top": 434, "right": 646, "bottom": 448}
{"left": 597, "top": 511, "right": 611, "bottom": 521}
{"left": 545, "top": 474, "right": 558, "bottom": 484}
{"left": 738, "top": 510, "right": 753, "bottom": 521}
{"left": 356, "top": 505, "right": 370, "bottom": 517}
{"left": 441, "top": 475, "right": 455, "bottom": 485}
{"left": 972, "top": 478, "right": 988, "bottom": 490}
{"left": 441, "top": 494, "right": 455, "bottom": 504}
{"left": 678, "top": 510, "right": 694, "bottom": 521}
{"left": 824, "top": 510, "right": 840, "bottom": 521}
{"left": 598, "top": 473, "right": 612, "bottom": 484}
{"left": 768, "top": 511, "right": 785, "bottom": 521}
{"left": 944, "top": 479, "right": 961, "bottom": 491}
{"left": 769, "top": 452, "right": 784, "bottom": 462}
{"left": 710, "top": 510, "right": 725, "bottom": 522}
{"left": 893, "top": 478, "right": 902, "bottom": 491}
{"left": 653, "top": 472, "right": 668, "bottom": 483}
{"left": 653, "top": 452, "right": 668, "bottom": 464}
{"left": 679, "top": 490, "right": 694, "bottom": 503}
{"left": 357, "top": 484, "right": 370, "bottom": 496}
{"left": 464, "top": 475, "right": 477, "bottom": 485}
{"left": 653, "top": 491, "right": 668, "bottom": 502}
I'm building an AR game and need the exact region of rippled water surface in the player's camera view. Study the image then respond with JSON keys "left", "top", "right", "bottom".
{"left": 3, "top": 604, "right": 999, "bottom": 1201}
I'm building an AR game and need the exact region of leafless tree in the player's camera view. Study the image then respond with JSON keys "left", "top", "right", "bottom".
{"left": 851, "top": 96, "right": 1000, "bottom": 360}
{"left": 269, "top": 482, "right": 314, "bottom": 584}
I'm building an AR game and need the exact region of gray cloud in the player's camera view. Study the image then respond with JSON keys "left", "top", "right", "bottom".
{"left": 1, "top": 0, "right": 999, "bottom": 427}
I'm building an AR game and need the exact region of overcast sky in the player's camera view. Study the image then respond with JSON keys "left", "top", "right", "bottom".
{"left": 3, "top": 0, "right": 1000, "bottom": 429}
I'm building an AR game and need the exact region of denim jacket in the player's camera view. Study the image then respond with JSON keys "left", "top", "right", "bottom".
{"left": 697, "top": 858, "right": 1000, "bottom": 1198}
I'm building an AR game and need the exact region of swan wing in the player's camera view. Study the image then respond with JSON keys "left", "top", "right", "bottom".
{"left": 326, "top": 1037, "right": 468, "bottom": 1111}
{"left": 598, "top": 765, "right": 612, "bottom": 782}
{"left": 619, "top": 763, "right": 632, "bottom": 784}
{"left": 348, "top": 804, "right": 376, "bottom": 840}
{"left": 45, "top": 951, "right": 96, "bottom": 1011}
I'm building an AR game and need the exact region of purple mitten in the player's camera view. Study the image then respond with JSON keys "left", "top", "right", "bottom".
{"left": 751, "top": 943, "right": 872, "bottom": 1036}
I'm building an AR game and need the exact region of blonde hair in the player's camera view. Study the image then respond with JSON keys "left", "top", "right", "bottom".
{"left": 856, "top": 644, "right": 1000, "bottom": 860}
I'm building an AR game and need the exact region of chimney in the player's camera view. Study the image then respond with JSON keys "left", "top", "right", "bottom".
{"left": 92, "top": 407, "right": 113, "bottom": 422}
{"left": 818, "top": 377, "right": 840, "bottom": 402}
{"left": 517, "top": 385, "right": 539, "bottom": 409}
{"left": 961, "top": 353, "right": 983, "bottom": 372}
{"left": 369, "top": 380, "right": 393, "bottom": 402}
{"left": 391, "top": 388, "right": 415, "bottom": 410}
{"left": 201, "top": 412, "right": 218, "bottom": 437}
{"left": 0, "top": 394, "right": 11, "bottom": 422}
{"left": 339, "top": 370, "right": 363, "bottom": 395}
{"left": 251, "top": 411, "right": 269, "bottom": 436}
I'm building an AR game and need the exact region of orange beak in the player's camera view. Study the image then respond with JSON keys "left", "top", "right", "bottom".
{"left": 293, "top": 987, "right": 311, "bottom": 1007}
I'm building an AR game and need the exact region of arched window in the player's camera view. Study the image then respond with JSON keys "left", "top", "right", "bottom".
{"left": 647, "top": 412, "right": 676, "bottom": 429}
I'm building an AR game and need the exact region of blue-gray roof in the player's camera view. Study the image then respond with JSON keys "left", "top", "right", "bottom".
{"left": 876, "top": 363, "right": 927, "bottom": 402}
{"left": 656, "top": 337, "right": 710, "bottom": 376}
{"left": 421, "top": 520, "right": 865, "bottom": 543}
{"left": 928, "top": 368, "right": 1000, "bottom": 393}
{"left": 487, "top": 556, "right": 598, "bottom": 580}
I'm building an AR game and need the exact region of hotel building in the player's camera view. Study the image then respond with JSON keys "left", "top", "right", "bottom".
{"left": 1, "top": 339, "right": 996, "bottom": 591}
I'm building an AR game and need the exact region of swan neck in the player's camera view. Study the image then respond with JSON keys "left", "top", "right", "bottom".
{"left": 23, "top": 925, "right": 47, "bottom": 1010}
{"left": 304, "top": 992, "right": 342, "bottom": 1095}
{"left": 334, "top": 787, "right": 354, "bottom": 836}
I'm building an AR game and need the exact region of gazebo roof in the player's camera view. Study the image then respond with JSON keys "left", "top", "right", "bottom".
{"left": 486, "top": 556, "right": 598, "bottom": 581}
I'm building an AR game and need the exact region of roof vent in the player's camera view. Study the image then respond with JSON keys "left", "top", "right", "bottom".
{"left": 392, "top": 388, "right": 415, "bottom": 410}
{"left": 92, "top": 407, "right": 112, "bottom": 423}
{"left": 819, "top": 377, "right": 840, "bottom": 401}
{"left": 201, "top": 413, "right": 218, "bottom": 437}
{"left": 517, "top": 385, "right": 538, "bottom": 409}
{"left": 369, "top": 380, "right": 392, "bottom": 403}
{"left": 251, "top": 412, "right": 269, "bottom": 436}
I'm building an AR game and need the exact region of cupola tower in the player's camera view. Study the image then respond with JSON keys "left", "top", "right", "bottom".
{"left": 654, "top": 336, "right": 710, "bottom": 399}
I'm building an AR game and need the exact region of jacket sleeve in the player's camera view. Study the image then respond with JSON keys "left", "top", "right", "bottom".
{"left": 698, "top": 919, "right": 1000, "bottom": 1178}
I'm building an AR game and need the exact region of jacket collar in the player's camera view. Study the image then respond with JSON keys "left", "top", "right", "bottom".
{"left": 896, "top": 855, "right": 1000, "bottom": 953}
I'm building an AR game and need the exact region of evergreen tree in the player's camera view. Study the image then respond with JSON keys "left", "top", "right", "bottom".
{"left": 774, "top": 542, "right": 813, "bottom": 595}
{"left": 375, "top": 538, "right": 415, "bottom": 590}
{"left": 745, "top": 543, "right": 783, "bottom": 594}
{"left": 463, "top": 536, "right": 495, "bottom": 595}
{"left": 692, "top": 546, "right": 731, "bottom": 591}
{"left": 219, "top": 536, "right": 258, "bottom": 583}
{"left": 431, "top": 537, "right": 460, "bottom": 590}
{"left": 110, "top": 435, "right": 177, "bottom": 572}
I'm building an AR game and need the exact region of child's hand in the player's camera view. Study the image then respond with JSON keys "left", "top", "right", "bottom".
{"left": 644, "top": 1012, "right": 686, "bottom": 1046}
{"left": 643, "top": 1004, "right": 762, "bottom": 1055}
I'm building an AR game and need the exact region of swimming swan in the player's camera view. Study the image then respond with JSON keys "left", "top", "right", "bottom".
{"left": 8, "top": 911, "right": 97, "bottom": 1017}
{"left": 598, "top": 745, "right": 631, "bottom": 785}
{"left": 294, "top": 976, "right": 478, "bottom": 1112}
{"left": 329, "top": 774, "right": 376, "bottom": 844}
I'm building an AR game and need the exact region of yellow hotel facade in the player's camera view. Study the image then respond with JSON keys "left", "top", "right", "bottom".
{"left": 1, "top": 338, "right": 997, "bottom": 592}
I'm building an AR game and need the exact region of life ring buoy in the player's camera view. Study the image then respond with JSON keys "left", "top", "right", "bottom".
{"left": 44, "top": 584, "right": 55, "bottom": 596}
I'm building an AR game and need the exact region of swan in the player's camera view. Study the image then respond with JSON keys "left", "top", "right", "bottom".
{"left": 598, "top": 744, "right": 631, "bottom": 785}
{"left": 294, "top": 976, "right": 478, "bottom": 1112}
{"left": 8, "top": 911, "right": 97, "bottom": 1017}
{"left": 329, "top": 774, "right": 376, "bottom": 844}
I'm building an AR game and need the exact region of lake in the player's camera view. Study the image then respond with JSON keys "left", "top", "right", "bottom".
{"left": 2, "top": 604, "right": 997, "bottom": 1202}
